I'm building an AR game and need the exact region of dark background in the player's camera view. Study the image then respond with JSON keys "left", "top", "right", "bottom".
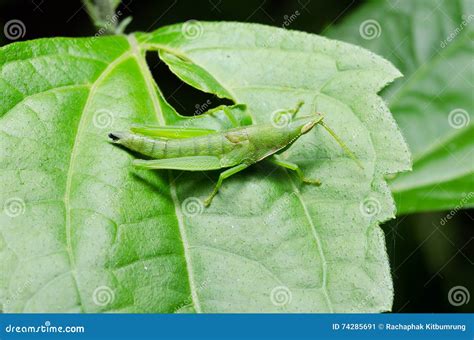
{"left": 1, "top": 0, "right": 472, "bottom": 313}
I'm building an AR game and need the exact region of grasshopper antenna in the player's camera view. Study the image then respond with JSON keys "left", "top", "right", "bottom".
{"left": 275, "top": 100, "right": 304, "bottom": 122}
{"left": 319, "top": 121, "right": 364, "bottom": 170}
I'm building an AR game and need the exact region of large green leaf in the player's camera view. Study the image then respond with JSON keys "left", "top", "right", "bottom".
{"left": 327, "top": 0, "right": 474, "bottom": 214}
{"left": 0, "top": 22, "right": 410, "bottom": 312}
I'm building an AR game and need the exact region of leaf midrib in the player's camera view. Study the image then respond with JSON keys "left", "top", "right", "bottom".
{"left": 286, "top": 175, "right": 334, "bottom": 312}
{"left": 128, "top": 35, "right": 202, "bottom": 313}
{"left": 63, "top": 49, "right": 133, "bottom": 312}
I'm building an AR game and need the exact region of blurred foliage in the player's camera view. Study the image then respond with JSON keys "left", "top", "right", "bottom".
{"left": 0, "top": 0, "right": 471, "bottom": 313}
{"left": 327, "top": 0, "right": 474, "bottom": 214}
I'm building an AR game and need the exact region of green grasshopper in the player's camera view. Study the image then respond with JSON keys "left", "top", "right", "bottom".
{"left": 109, "top": 102, "right": 360, "bottom": 206}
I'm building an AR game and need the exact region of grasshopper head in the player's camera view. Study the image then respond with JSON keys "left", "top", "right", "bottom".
{"left": 293, "top": 112, "right": 324, "bottom": 135}
{"left": 108, "top": 131, "right": 131, "bottom": 143}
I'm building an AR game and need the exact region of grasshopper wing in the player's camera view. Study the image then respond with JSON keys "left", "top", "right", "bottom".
{"left": 131, "top": 125, "right": 217, "bottom": 139}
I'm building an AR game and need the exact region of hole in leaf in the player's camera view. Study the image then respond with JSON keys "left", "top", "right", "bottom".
{"left": 145, "top": 51, "right": 233, "bottom": 117}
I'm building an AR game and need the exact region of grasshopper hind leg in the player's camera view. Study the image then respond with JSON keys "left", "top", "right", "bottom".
{"left": 132, "top": 156, "right": 248, "bottom": 207}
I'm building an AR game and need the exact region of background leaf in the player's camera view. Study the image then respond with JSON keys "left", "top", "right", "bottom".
{"left": 0, "top": 22, "right": 409, "bottom": 312}
{"left": 327, "top": 0, "right": 474, "bottom": 214}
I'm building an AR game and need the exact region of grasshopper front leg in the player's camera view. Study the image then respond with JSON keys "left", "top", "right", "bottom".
{"left": 269, "top": 156, "right": 321, "bottom": 186}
